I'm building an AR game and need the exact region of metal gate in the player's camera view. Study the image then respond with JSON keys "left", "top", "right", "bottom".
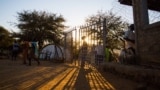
{"left": 63, "top": 18, "right": 107, "bottom": 66}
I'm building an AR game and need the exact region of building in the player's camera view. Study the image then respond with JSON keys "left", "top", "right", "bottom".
{"left": 119, "top": 0, "right": 160, "bottom": 67}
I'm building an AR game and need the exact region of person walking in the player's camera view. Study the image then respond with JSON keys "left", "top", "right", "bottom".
{"left": 27, "top": 41, "right": 40, "bottom": 66}
{"left": 11, "top": 40, "right": 20, "bottom": 60}
{"left": 22, "top": 41, "right": 29, "bottom": 64}
{"left": 80, "top": 41, "right": 88, "bottom": 68}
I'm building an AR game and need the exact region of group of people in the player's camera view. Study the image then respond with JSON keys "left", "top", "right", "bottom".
{"left": 11, "top": 40, "right": 40, "bottom": 66}
{"left": 94, "top": 42, "right": 111, "bottom": 65}
{"left": 79, "top": 24, "right": 136, "bottom": 66}
{"left": 79, "top": 41, "right": 111, "bottom": 67}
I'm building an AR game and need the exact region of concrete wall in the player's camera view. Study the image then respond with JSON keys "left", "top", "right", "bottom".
{"left": 138, "top": 22, "right": 160, "bottom": 65}
{"left": 133, "top": 0, "right": 160, "bottom": 66}
{"left": 102, "top": 63, "right": 160, "bottom": 87}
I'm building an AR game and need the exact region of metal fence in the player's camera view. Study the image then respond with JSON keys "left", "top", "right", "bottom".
{"left": 63, "top": 18, "right": 107, "bottom": 66}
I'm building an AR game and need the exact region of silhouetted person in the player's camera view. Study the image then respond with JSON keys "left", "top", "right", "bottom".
{"left": 11, "top": 40, "right": 19, "bottom": 60}
{"left": 80, "top": 41, "right": 88, "bottom": 68}
{"left": 22, "top": 41, "right": 29, "bottom": 64}
{"left": 123, "top": 24, "right": 135, "bottom": 54}
{"left": 119, "top": 24, "right": 136, "bottom": 64}
{"left": 28, "top": 42, "right": 40, "bottom": 66}
{"left": 105, "top": 45, "right": 111, "bottom": 62}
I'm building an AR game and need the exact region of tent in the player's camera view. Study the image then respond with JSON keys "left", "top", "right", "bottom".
{"left": 39, "top": 44, "right": 64, "bottom": 61}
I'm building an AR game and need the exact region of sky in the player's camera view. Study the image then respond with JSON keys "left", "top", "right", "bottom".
{"left": 0, "top": 0, "right": 121, "bottom": 32}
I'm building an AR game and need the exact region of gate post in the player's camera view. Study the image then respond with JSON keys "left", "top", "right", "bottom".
{"left": 103, "top": 18, "right": 107, "bottom": 63}
{"left": 64, "top": 33, "right": 67, "bottom": 62}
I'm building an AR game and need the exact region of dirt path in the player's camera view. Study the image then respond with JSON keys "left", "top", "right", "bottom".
{"left": 0, "top": 59, "right": 158, "bottom": 90}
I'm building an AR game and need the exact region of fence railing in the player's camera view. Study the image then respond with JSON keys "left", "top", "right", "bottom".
{"left": 63, "top": 18, "right": 107, "bottom": 66}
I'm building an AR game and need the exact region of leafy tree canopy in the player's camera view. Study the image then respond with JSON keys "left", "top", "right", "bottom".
{"left": 15, "top": 10, "right": 66, "bottom": 46}
{"left": 85, "top": 10, "right": 129, "bottom": 49}
{"left": 0, "top": 26, "right": 13, "bottom": 49}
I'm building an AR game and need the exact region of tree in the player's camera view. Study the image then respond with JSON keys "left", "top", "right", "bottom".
{"left": 0, "top": 26, "right": 13, "bottom": 49}
{"left": 85, "top": 10, "right": 129, "bottom": 50}
{"left": 16, "top": 10, "right": 66, "bottom": 47}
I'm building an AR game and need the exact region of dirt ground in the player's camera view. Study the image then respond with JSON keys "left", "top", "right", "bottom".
{"left": 0, "top": 59, "right": 158, "bottom": 90}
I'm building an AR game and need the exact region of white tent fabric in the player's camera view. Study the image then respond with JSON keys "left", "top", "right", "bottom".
{"left": 39, "top": 44, "right": 63, "bottom": 60}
